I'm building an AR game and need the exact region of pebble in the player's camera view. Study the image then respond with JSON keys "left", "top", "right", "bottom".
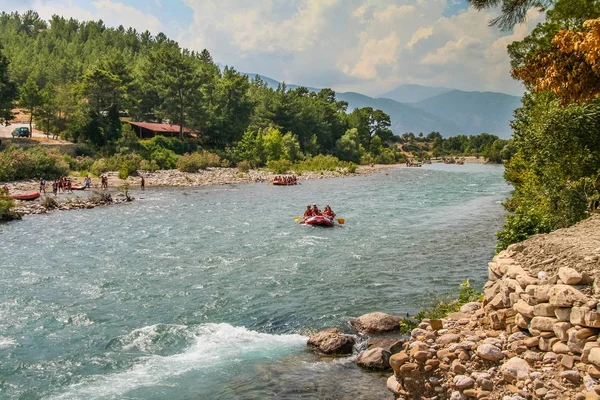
{"left": 453, "top": 375, "right": 475, "bottom": 390}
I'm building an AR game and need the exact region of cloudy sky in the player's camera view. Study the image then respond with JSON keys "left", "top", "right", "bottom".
{"left": 1, "top": 0, "right": 544, "bottom": 96}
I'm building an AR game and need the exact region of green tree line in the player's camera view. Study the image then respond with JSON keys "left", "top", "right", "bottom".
{"left": 398, "top": 131, "right": 513, "bottom": 162}
{"left": 0, "top": 11, "right": 404, "bottom": 168}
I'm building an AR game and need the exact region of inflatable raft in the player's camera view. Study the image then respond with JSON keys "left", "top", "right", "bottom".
{"left": 9, "top": 192, "right": 40, "bottom": 201}
{"left": 302, "top": 215, "right": 334, "bottom": 227}
{"left": 272, "top": 180, "right": 297, "bottom": 186}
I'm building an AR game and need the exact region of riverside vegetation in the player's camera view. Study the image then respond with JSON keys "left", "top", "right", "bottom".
{"left": 475, "top": 0, "right": 600, "bottom": 251}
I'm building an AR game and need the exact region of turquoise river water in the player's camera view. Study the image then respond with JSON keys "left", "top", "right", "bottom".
{"left": 0, "top": 164, "right": 510, "bottom": 399}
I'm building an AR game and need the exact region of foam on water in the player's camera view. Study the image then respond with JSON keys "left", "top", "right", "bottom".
{"left": 0, "top": 336, "right": 17, "bottom": 348}
{"left": 49, "top": 323, "right": 307, "bottom": 400}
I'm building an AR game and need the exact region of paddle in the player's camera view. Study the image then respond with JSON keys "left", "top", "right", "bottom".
{"left": 294, "top": 216, "right": 303, "bottom": 222}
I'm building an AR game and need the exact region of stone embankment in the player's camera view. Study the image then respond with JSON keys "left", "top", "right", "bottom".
{"left": 384, "top": 215, "right": 600, "bottom": 400}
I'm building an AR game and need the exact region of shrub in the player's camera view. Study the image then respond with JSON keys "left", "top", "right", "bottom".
{"left": 267, "top": 159, "right": 292, "bottom": 174}
{"left": 417, "top": 280, "right": 481, "bottom": 319}
{"left": 398, "top": 280, "right": 481, "bottom": 335}
{"left": 293, "top": 155, "right": 343, "bottom": 171}
{"left": 0, "top": 188, "right": 20, "bottom": 222}
{"left": 140, "top": 159, "right": 160, "bottom": 172}
{"left": 141, "top": 135, "right": 197, "bottom": 156}
{"left": 237, "top": 160, "right": 250, "bottom": 173}
{"left": 118, "top": 162, "right": 131, "bottom": 180}
{"left": 63, "top": 154, "right": 94, "bottom": 172}
{"left": 496, "top": 206, "right": 553, "bottom": 252}
{"left": 177, "top": 151, "right": 221, "bottom": 172}
{"left": 90, "top": 154, "right": 142, "bottom": 177}
{"left": 74, "top": 144, "right": 95, "bottom": 157}
{"left": 149, "top": 148, "right": 178, "bottom": 170}
{"left": 90, "top": 159, "right": 108, "bottom": 177}
{"left": 292, "top": 155, "right": 357, "bottom": 174}
{"left": 0, "top": 146, "right": 69, "bottom": 181}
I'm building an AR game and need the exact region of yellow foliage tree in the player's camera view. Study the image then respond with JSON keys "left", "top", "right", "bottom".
{"left": 513, "top": 18, "right": 600, "bottom": 103}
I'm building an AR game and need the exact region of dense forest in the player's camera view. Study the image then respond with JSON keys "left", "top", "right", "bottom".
{"left": 468, "top": 0, "right": 600, "bottom": 249}
{"left": 0, "top": 10, "right": 512, "bottom": 177}
{"left": 0, "top": 11, "right": 403, "bottom": 165}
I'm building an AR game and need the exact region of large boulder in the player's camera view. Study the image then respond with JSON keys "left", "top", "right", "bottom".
{"left": 549, "top": 285, "right": 588, "bottom": 307}
{"left": 356, "top": 347, "right": 391, "bottom": 370}
{"left": 570, "top": 307, "right": 600, "bottom": 328}
{"left": 307, "top": 328, "right": 355, "bottom": 355}
{"left": 558, "top": 267, "right": 583, "bottom": 285}
{"left": 351, "top": 312, "right": 403, "bottom": 334}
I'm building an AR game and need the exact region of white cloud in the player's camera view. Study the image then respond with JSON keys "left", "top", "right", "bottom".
{"left": 407, "top": 27, "right": 433, "bottom": 49}
{"left": 343, "top": 32, "right": 401, "bottom": 79}
{"left": 183, "top": 0, "right": 339, "bottom": 54}
{"left": 93, "top": 0, "right": 163, "bottom": 33}
{"left": 373, "top": 4, "right": 415, "bottom": 22}
{"left": 27, "top": 0, "right": 163, "bottom": 34}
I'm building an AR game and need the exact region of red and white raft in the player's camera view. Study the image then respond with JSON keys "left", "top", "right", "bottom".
{"left": 301, "top": 215, "right": 334, "bottom": 227}
{"left": 8, "top": 192, "right": 40, "bottom": 201}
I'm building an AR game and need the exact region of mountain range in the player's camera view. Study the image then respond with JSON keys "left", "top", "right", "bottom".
{"left": 241, "top": 71, "right": 522, "bottom": 139}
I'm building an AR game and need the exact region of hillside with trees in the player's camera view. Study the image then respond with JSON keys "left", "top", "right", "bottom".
{"left": 0, "top": 11, "right": 404, "bottom": 167}
{"left": 0, "top": 10, "right": 513, "bottom": 186}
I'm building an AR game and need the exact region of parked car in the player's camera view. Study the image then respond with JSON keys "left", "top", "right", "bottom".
{"left": 11, "top": 127, "right": 31, "bottom": 137}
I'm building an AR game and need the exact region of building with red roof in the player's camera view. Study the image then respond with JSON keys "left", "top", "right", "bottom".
{"left": 126, "top": 121, "right": 199, "bottom": 139}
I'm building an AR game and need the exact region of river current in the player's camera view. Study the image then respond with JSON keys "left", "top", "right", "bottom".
{"left": 1, "top": 164, "right": 510, "bottom": 399}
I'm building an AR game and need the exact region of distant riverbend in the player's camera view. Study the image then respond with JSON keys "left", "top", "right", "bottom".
{"left": 0, "top": 163, "right": 510, "bottom": 399}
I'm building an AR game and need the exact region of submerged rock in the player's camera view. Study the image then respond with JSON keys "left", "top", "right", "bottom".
{"left": 307, "top": 328, "right": 355, "bottom": 355}
{"left": 357, "top": 347, "right": 392, "bottom": 370}
{"left": 367, "top": 337, "right": 405, "bottom": 355}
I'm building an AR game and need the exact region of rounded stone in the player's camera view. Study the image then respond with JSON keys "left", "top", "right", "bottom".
{"left": 477, "top": 343, "right": 505, "bottom": 361}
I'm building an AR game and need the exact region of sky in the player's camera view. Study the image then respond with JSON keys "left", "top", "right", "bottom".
{"left": 0, "top": 0, "right": 545, "bottom": 97}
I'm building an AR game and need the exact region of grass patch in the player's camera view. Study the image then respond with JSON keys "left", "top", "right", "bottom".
{"left": 398, "top": 280, "right": 482, "bottom": 334}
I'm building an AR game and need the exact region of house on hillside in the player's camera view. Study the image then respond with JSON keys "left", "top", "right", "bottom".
{"left": 126, "top": 121, "right": 199, "bottom": 139}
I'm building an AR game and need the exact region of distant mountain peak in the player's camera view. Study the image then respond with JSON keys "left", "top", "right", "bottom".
{"left": 378, "top": 84, "right": 452, "bottom": 103}
{"left": 237, "top": 72, "right": 520, "bottom": 138}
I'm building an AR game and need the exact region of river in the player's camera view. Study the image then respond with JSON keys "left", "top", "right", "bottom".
{"left": 0, "top": 163, "right": 510, "bottom": 399}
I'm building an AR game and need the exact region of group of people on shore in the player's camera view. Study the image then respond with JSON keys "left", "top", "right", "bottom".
{"left": 45, "top": 177, "right": 73, "bottom": 195}
{"left": 274, "top": 175, "right": 297, "bottom": 184}
{"left": 303, "top": 204, "right": 336, "bottom": 219}
{"left": 37, "top": 175, "right": 145, "bottom": 196}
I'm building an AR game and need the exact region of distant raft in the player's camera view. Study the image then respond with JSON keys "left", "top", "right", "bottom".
{"left": 272, "top": 180, "right": 297, "bottom": 186}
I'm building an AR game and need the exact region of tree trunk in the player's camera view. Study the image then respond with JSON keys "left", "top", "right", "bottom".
{"left": 29, "top": 110, "right": 33, "bottom": 137}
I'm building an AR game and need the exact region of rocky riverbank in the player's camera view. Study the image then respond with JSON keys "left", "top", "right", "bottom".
{"left": 308, "top": 215, "right": 600, "bottom": 400}
{"left": 2, "top": 164, "right": 397, "bottom": 218}
{"left": 3, "top": 164, "right": 398, "bottom": 193}
{"left": 13, "top": 190, "right": 132, "bottom": 217}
